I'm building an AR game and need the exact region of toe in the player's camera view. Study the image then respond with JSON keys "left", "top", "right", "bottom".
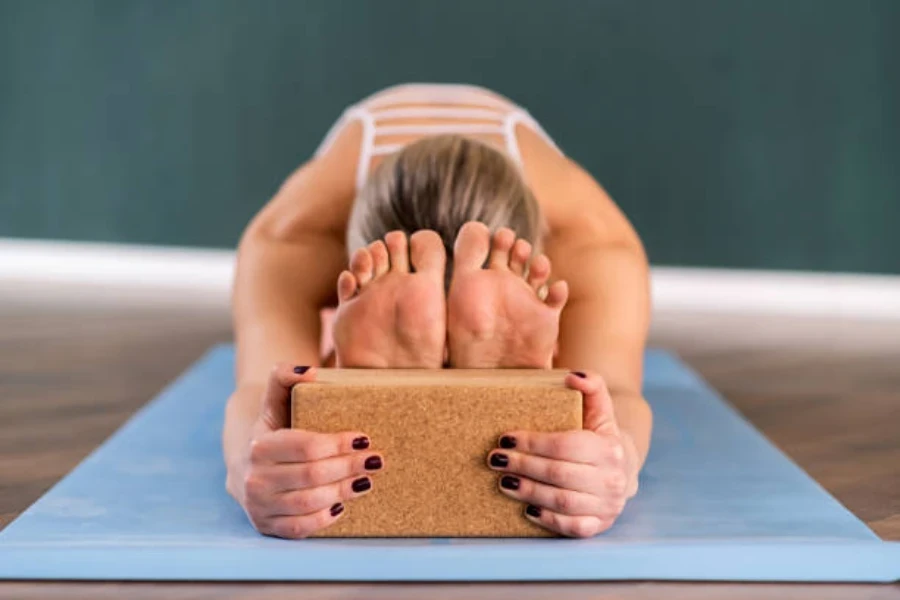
{"left": 527, "top": 254, "right": 552, "bottom": 291}
{"left": 509, "top": 239, "right": 532, "bottom": 276}
{"left": 385, "top": 231, "right": 410, "bottom": 273}
{"left": 349, "top": 247, "right": 374, "bottom": 289}
{"left": 369, "top": 241, "right": 390, "bottom": 278}
{"left": 453, "top": 221, "right": 491, "bottom": 273}
{"left": 337, "top": 271, "right": 358, "bottom": 302}
{"left": 410, "top": 230, "right": 447, "bottom": 279}
{"left": 545, "top": 280, "right": 569, "bottom": 310}
{"left": 488, "top": 228, "right": 516, "bottom": 271}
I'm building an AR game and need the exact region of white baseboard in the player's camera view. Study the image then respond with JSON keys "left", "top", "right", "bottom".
{"left": 2, "top": 237, "right": 900, "bottom": 320}
{"left": 0, "top": 238, "right": 234, "bottom": 310}
{"left": 649, "top": 267, "right": 900, "bottom": 320}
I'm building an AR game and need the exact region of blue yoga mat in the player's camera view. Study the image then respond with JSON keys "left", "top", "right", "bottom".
{"left": 0, "top": 345, "right": 897, "bottom": 582}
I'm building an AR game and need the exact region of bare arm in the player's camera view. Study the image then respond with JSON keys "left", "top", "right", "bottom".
{"left": 224, "top": 131, "right": 358, "bottom": 478}
{"left": 484, "top": 153, "right": 652, "bottom": 535}
{"left": 545, "top": 160, "right": 653, "bottom": 478}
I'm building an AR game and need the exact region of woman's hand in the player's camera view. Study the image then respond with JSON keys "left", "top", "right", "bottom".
{"left": 486, "top": 371, "right": 639, "bottom": 538}
{"left": 225, "top": 364, "right": 384, "bottom": 539}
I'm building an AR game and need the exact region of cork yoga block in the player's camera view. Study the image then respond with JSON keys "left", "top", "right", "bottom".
{"left": 291, "top": 369, "right": 583, "bottom": 537}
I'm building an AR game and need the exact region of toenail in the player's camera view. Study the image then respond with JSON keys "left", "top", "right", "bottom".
{"left": 526, "top": 505, "right": 542, "bottom": 518}
{"left": 352, "top": 436, "right": 370, "bottom": 450}
{"left": 490, "top": 453, "right": 509, "bottom": 468}
{"left": 293, "top": 366, "right": 310, "bottom": 374}
{"left": 499, "top": 436, "right": 517, "bottom": 449}
{"left": 330, "top": 503, "right": 345, "bottom": 517}
{"left": 571, "top": 371, "right": 587, "bottom": 379}
{"left": 364, "top": 456, "right": 383, "bottom": 471}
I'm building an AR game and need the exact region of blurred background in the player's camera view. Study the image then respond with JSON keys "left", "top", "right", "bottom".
{"left": 2, "top": 0, "right": 898, "bottom": 274}
{"left": 1, "top": 2, "right": 899, "bottom": 540}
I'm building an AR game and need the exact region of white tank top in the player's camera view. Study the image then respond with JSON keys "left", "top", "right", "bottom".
{"left": 314, "top": 83, "right": 563, "bottom": 191}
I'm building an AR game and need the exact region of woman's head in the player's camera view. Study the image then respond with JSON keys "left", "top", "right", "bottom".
{"left": 347, "top": 135, "right": 543, "bottom": 289}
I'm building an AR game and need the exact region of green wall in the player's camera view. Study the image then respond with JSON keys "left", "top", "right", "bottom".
{"left": 1, "top": 0, "right": 898, "bottom": 273}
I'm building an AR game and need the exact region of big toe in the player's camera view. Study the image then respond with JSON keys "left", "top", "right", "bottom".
{"left": 410, "top": 230, "right": 447, "bottom": 279}
{"left": 453, "top": 221, "right": 491, "bottom": 274}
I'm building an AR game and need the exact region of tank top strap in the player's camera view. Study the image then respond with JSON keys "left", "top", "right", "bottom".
{"left": 503, "top": 109, "right": 564, "bottom": 167}
{"left": 313, "top": 105, "right": 377, "bottom": 192}
{"left": 316, "top": 85, "right": 564, "bottom": 192}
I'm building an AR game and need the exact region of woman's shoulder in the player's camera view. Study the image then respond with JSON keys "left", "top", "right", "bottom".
{"left": 253, "top": 121, "right": 363, "bottom": 242}
{"left": 517, "top": 127, "right": 639, "bottom": 246}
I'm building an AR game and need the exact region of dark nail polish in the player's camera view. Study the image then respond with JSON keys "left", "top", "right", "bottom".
{"left": 490, "top": 453, "right": 509, "bottom": 468}
{"left": 293, "top": 366, "right": 310, "bottom": 374}
{"left": 352, "top": 477, "right": 372, "bottom": 493}
{"left": 500, "top": 475, "right": 520, "bottom": 491}
{"left": 499, "top": 435, "right": 517, "bottom": 449}
{"left": 352, "top": 436, "right": 370, "bottom": 450}
{"left": 526, "top": 504, "right": 542, "bottom": 518}
{"left": 572, "top": 371, "right": 587, "bottom": 379}
{"left": 364, "top": 455, "right": 383, "bottom": 471}
{"left": 330, "top": 502, "right": 344, "bottom": 517}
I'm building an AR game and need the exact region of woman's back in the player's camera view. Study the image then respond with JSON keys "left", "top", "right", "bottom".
{"left": 316, "top": 83, "right": 562, "bottom": 192}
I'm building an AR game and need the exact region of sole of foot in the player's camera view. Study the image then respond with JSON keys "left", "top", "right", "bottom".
{"left": 333, "top": 230, "right": 448, "bottom": 368}
{"left": 446, "top": 222, "right": 568, "bottom": 369}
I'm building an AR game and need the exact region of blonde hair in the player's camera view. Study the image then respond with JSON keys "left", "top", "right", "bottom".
{"left": 347, "top": 135, "right": 543, "bottom": 289}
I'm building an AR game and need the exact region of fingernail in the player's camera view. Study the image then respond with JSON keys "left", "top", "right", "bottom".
{"left": 526, "top": 504, "right": 542, "bottom": 518}
{"left": 499, "top": 435, "right": 517, "bottom": 449}
{"left": 490, "top": 453, "right": 509, "bottom": 468}
{"left": 571, "top": 371, "right": 587, "bottom": 379}
{"left": 500, "top": 475, "right": 520, "bottom": 491}
{"left": 352, "top": 436, "right": 370, "bottom": 450}
{"left": 294, "top": 366, "right": 310, "bottom": 374}
{"left": 352, "top": 477, "right": 372, "bottom": 493}
{"left": 364, "top": 455, "right": 383, "bottom": 471}
{"left": 330, "top": 502, "right": 344, "bottom": 517}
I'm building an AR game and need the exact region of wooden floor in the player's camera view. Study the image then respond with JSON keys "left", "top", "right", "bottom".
{"left": 1, "top": 301, "right": 898, "bottom": 599}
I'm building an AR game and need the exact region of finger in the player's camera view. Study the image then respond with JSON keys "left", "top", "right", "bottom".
{"left": 266, "top": 475, "right": 374, "bottom": 517}
{"left": 487, "top": 450, "right": 600, "bottom": 495}
{"left": 498, "top": 474, "right": 607, "bottom": 517}
{"left": 566, "top": 371, "right": 620, "bottom": 436}
{"left": 262, "top": 451, "right": 383, "bottom": 492}
{"left": 262, "top": 503, "right": 346, "bottom": 539}
{"left": 496, "top": 430, "right": 606, "bottom": 465}
{"left": 251, "top": 428, "right": 372, "bottom": 464}
{"left": 523, "top": 505, "right": 611, "bottom": 539}
{"left": 261, "top": 363, "right": 318, "bottom": 430}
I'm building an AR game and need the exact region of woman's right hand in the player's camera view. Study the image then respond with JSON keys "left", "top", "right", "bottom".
{"left": 226, "top": 364, "right": 383, "bottom": 539}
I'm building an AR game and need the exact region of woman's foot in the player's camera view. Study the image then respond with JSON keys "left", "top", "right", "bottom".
{"left": 447, "top": 222, "right": 569, "bottom": 369}
{"left": 333, "top": 230, "right": 447, "bottom": 368}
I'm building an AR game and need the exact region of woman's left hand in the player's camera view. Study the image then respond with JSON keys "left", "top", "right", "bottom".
{"left": 486, "top": 371, "right": 639, "bottom": 538}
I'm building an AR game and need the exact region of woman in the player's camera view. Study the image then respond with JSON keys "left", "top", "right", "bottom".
{"left": 223, "top": 84, "right": 652, "bottom": 539}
